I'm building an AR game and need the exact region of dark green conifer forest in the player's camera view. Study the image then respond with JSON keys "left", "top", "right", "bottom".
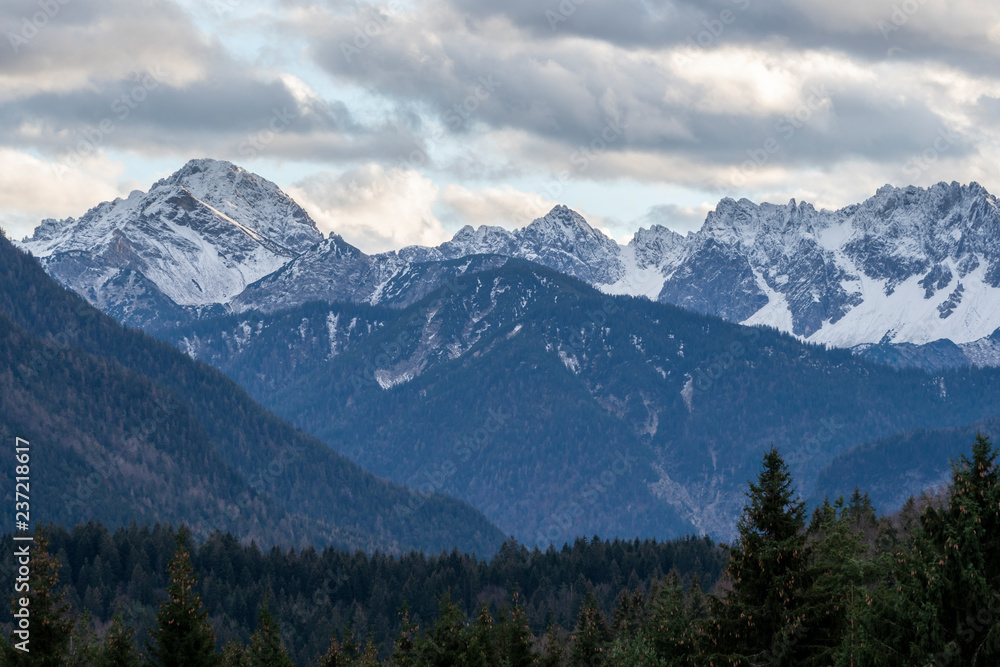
{"left": 4, "top": 436, "right": 998, "bottom": 666}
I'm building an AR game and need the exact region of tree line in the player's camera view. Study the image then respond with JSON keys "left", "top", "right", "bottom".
{"left": 4, "top": 434, "right": 1000, "bottom": 665}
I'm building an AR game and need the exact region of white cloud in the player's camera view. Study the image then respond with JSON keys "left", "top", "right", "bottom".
{"left": 0, "top": 150, "right": 127, "bottom": 240}
{"left": 439, "top": 184, "right": 555, "bottom": 228}
{"left": 286, "top": 164, "right": 449, "bottom": 253}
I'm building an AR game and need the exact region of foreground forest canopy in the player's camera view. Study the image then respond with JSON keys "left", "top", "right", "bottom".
{"left": 4, "top": 436, "right": 999, "bottom": 666}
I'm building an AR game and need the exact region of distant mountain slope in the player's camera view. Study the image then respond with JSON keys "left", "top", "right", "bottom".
{"left": 851, "top": 330, "right": 1000, "bottom": 372}
{"left": 812, "top": 418, "right": 1000, "bottom": 513}
{"left": 161, "top": 262, "right": 1000, "bottom": 542}
{"left": 0, "top": 231, "right": 504, "bottom": 554}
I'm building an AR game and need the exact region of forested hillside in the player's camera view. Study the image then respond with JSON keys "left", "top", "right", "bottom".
{"left": 0, "top": 230, "right": 504, "bottom": 554}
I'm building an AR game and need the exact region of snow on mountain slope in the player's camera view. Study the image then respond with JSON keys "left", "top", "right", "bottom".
{"left": 19, "top": 159, "right": 326, "bottom": 326}
{"left": 398, "top": 205, "right": 627, "bottom": 285}
{"left": 649, "top": 182, "right": 1000, "bottom": 347}
{"left": 19, "top": 156, "right": 1000, "bottom": 357}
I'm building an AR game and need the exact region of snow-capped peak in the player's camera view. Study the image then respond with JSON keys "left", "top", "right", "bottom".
{"left": 19, "top": 158, "right": 326, "bottom": 313}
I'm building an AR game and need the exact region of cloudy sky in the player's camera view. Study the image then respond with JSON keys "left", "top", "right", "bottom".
{"left": 1, "top": 0, "right": 998, "bottom": 251}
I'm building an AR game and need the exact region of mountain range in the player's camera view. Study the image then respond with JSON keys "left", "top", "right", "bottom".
{"left": 14, "top": 158, "right": 1000, "bottom": 543}
{"left": 21, "top": 159, "right": 1000, "bottom": 370}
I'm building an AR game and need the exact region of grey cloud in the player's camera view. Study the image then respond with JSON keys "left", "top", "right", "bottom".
{"left": 447, "top": 0, "right": 1000, "bottom": 76}
{"left": 304, "top": 4, "right": 974, "bottom": 179}
{"left": 635, "top": 204, "right": 708, "bottom": 233}
{"left": 0, "top": 0, "right": 422, "bottom": 164}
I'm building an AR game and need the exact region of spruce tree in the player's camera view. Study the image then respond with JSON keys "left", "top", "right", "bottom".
{"left": 97, "top": 611, "right": 142, "bottom": 667}
{"left": 315, "top": 635, "right": 350, "bottom": 667}
{"left": 541, "top": 622, "right": 566, "bottom": 667}
{"left": 570, "top": 592, "right": 611, "bottom": 666}
{"left": 800, "top": 496, "right": 869, "bottom": 665}
{"left": 65, "top": 611, "right": 100, "bottom": 667}
{"left": 686, "top": 575, "right": 708, "bottom": 622}
{"left": 708, "top": 446, "right": 810, "bottom": 666}
{"left": 220, "top": 640, "right": 250, "bottom": 667}
{"left": 466, "top": 604, "right": 499, "bottom": 667}
{"left": 387, "top": 606, "right": 419, "bottom": 667}
{"left": 643, "top": 573, "right": 691, "bottom": 661}
{"left": 246, "top": 602, "right": 294, "bottom": 667}
{"left": 497, "top": 591, "right": 536, "bottom": 667}
{"left": 876, "top": 434, "right": 1000, "bottom": 665}
{"left": 149, "top": 526, "right": 218, "bottom": 667}
{"left": 610, "top": 588, "right": 645, "bottom": 638}
{"left": 606, "top": 630, "right": 667, "bottom": 667}
{"left": 355, "top": 633, "right": 380, "bottom": 667}
{"left": 416, "top": 590, "right": 469, "bottom": 666}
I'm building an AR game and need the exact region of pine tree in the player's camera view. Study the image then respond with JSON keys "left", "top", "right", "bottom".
{"left": 315, "top": 635, "right": 350, "bottom": 667}
{"left": 465, "top": 604, "right": 499, "bottom": 667}
{"left": 872, "top": 434, "right": 1000, "bottom": 665}
{"left": 5, "top": 527, "right": 75, "bottom": 666}
{"left": 97, "top": 611, "right": 142, "bottom": 667}
{"left": 541, "top": 622, "right": 566, "bottom": 667}
{"left": 387, "top": 606, "right": 419, "bottom": 667}
{"left": 606, "top": 630, "right": 667, "bottom": 667}
{"left": 708, "top": 446, "right": 811, "bottom": 666}
{"left": 416, "top": 591, "right": 469, "bottom": 666}
{"left": 247, "top": 601, "right": 294, "bottom": 667}
{"left": 149, "top": 526, "right": 219, "bottom": 667}
{"left": 570, "top": 592, "right": 611, "bottom": 666}
{"left": 643, "top": 573, "right": 690, "bottom": 662}
{"left": 220, "top": 640, "right": 250, "bottom": 667}
{"left": 497, "top": 591, "right": 536, "bottom": 667}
